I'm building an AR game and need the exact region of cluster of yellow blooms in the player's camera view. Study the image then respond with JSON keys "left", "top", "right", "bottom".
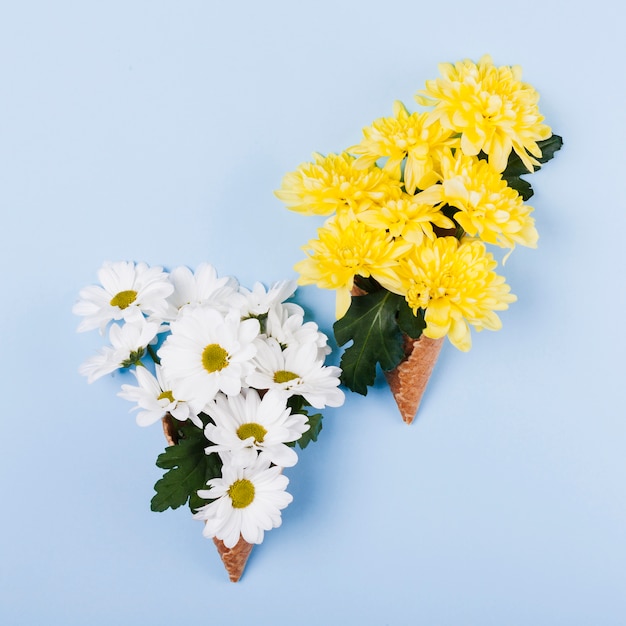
{"left": 276, "top": 55, "right": 555, "bottom": 352}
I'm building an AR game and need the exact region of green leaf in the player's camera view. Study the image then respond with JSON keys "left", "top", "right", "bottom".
{"left": 295, "top": 412, "right": 323, "bottom": 449}
{"left": 502, "top": 134, "right": 564, "bottom": 177}
{"left": 285, "top": 397, "right": 323, "bottom": 449}
{"left": 353, "top": 275, "right": 384, "bottom": 293}
{"left": 286, "top": 394, "right": 308, "bottom": 414}
{"left": 503, "top": 175, "right": 533, "bottom": 201}
{"left": 501, "top": 134, "right": 564, "bottom": 200}
{"left": 536, "top": 134, "right": 563, "bottom": 165}
{"left": 334, "top": 290, "right": 406, "bottom": 395}
{"left": 151, "top": 421, "right": 221, "bottom": 513}
{"left": 396, "top": 299, "right": 426, "bottom": 339}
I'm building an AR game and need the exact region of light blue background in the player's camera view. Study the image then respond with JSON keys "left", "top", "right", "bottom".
{"left": 1, "top": 1, "right": 624, "bottom": 624}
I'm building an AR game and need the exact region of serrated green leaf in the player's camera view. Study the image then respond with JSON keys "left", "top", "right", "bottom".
{"left": 151, "top": 422, "right": 221, "bottom": 513}
{"left": 296, "top": 412, "right": 323, "bottom": 449}
{"left": 334, "top": 290, "right": 405, "bottom": 395}
{"left": 536, "top": 134, "right": 563, "bottom": 165}
{"left": 503, "top": 175, "right": 534, "bottom": 201}
{"left": 497, "top": 134, "right": 564, "bottom": 201}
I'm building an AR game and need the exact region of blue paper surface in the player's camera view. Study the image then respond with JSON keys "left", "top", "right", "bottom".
{"left": 1, "top": 1, "right": 625, "bottom": 624}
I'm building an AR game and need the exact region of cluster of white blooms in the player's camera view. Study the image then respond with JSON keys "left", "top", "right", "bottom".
{"left": 74, "top": 261, "right": 344, "bottom": 548}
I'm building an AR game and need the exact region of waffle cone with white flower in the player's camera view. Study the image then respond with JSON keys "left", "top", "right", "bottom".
{"left": 75, "top": 262, "right": 344, "bottom": 581}
{"left": 212, "top": 536, "right": 254, "bottom": 583}
{"left": 277, "top": 54, "right": 562, "bottom": 423}
{"left": 162, "top": 414, "right": 254, "bottom": 582}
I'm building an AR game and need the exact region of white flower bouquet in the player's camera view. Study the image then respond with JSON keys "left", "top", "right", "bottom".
{"left": 74, "top": 261, "right": 344, "bottom": 581}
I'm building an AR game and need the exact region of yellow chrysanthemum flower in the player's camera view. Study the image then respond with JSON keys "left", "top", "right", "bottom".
{"left": 377, "top": 236, "right": 516, "bottom": 351}
{"left": 415, "top": 150, "right": 538, "bottom": 250}
{"left": 415, "top": 55, "right": 552, "bottom": 173}
{"left": 357, "top": 193, "right": 455, "bottom": 246}
{"left": 275, "top": 152, "right": 402, "bottom": 217}
{"left": 294, "top": 217, "right": 412, "bottom": 318}
{"left": 349, "top": 101, "right": 458, "bottom": 194}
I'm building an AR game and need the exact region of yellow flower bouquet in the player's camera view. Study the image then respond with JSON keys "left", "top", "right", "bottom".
{"left": 276, "top": 55, "right": 562, "bottom": 423}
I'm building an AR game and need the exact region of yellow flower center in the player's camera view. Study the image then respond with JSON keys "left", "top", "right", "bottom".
{"left": 110, "top": 289, "right": 138, "bottom": 309}
{"left": 236, "top": 422, "right": 267, "bottom": 443}
{"left": 228, "top": 479, "right": 255, "bottom": 509}
{"left": 274, "top": 370, "right": 299, "bottom": 384}
{"left": 157, "top": 390, "right": 175, "bottom": 403}
{"left": 202, "top": 344, "right": 229, "bottom": 373}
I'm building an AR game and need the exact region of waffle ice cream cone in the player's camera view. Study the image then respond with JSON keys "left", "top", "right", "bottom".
{"left": 161, "top": 415, "right": 254, "bottom": 582}
{"left": 212, "top": 536, "right": 255, "bottom": 582}
{"left": 384, "top": 334, "right": 444, "bottom": 424}
{"left": 349, "top": 285, "right": 444, "bottom": 424}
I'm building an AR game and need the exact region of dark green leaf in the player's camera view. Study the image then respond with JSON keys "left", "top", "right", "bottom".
{"left": 396, "top": 299, "right": 426, "bottom": 339}
{"left": 536, "top": 134, "right": 563, "bottom": 165}
{"left": 295, "top": 412, "right": 323, "bottom": 449}
{"left": 353, "top": 275, "right": 384, "bottom": 293}
{"left": 189, "top": 483, "right": 216, "bottom": 513}
{"left": 285, "top": 398, "right": 323, "bottom": 449}
{"left": 500, "top": 134, "right": 564, "bottom": 200}
{"left": 334, "top": 290, "right": 406, "bottom": 395}
{"left": 287, "top": 394, "right": 307, "bottom": 414}
{"left": 503, "top": 175, "right": 534, "bottom": 201}
{"left": 501, "top": 134, "right": 564, "bottom": 178}
{"left": 501, "top": 151, "right": 532, "bottom": 178}
{"left": 151, "top": 422, "right": 221, "bottom": 513}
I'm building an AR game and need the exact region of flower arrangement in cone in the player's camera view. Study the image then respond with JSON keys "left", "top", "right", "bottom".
{"left": 276, "top": 55, "right": 562, "bottom": 423}
{"left": 74, "top": 261, "right": 344, "bottom": 581}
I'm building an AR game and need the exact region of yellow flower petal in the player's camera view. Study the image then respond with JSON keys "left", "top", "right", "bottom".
{"left": 416, "top": 56, "right": 551, "bottom": 173}
{"left": 385, "top": 237, "right": 515, "bottom": 350}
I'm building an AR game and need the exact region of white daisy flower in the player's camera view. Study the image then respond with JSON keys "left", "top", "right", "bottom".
{"left": 193, "top": 454, "right": 293, "bottom": 548}
{"left": 164, "top": 263, "right": 246, "bottom": 320}
{"left": 118, "top": 364, "right": 194, "bottom": 427}
{"left": 78, "top": 317, "right": 161, "bottom": 384}
{"left": 265, "top": 302, "right": 331, "bottom": 357}
{"left": 159, "top": 306, "right": 260, "bottom": 413}
{"left": 73, "top": 261, "right": 174, "bottom": 333}
{"left": 247, "top": 338, "right": 345, "bottom": 409}
{"left": 204, "top": 388, "right": 309, "bottom": 468}
{"left": 238, "top": 280, "right": 297, "bottom": 318}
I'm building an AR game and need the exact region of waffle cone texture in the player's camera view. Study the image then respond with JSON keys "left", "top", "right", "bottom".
{"left": 384, "top": 334, "right": 443, "bottom": 424}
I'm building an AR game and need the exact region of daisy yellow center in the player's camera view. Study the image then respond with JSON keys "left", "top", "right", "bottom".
{"left": 236, "top": 422, "right": 267, "bottom": 443}
{"left": 110, "top": 290, "right": 137, "bottom": 309}
{"left": 274, "top": 370, "right": 299, "bottom": 384}
{"left": 202, "top": 344, "right": 229, "bottom": 373}
{"left": 228, "top": 479, "right": 255, "bottom": 509}
{"left": 157, "top": 390, "right": 175, "bottom": 403}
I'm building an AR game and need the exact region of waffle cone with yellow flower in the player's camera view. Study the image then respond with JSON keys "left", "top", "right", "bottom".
{"left": 349, "top": 282, "right": 443, "bottom": 424}
{"left": 384, "top": 333, "right": 444, "bottom": 424}
{"left": 277, "top": 55, "right": 562, "bottom": 421}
